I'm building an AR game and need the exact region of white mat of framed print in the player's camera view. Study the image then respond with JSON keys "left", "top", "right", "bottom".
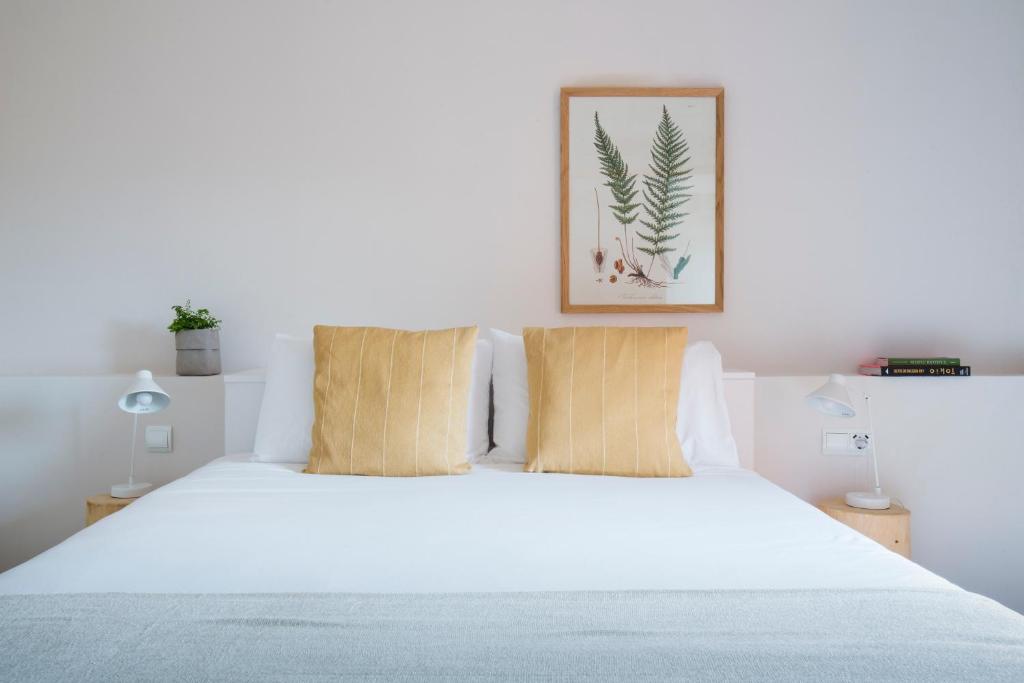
{"left": 561, "top": 87, "right": 723, "bottom": 312}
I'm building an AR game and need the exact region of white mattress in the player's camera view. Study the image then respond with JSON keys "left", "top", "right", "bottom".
{"left": 0, "top": 454, "right": 952, "bottom": 594}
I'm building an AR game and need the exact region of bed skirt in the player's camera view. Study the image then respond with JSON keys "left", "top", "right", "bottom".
{"left": 2, "top": 589, "right": 1023, "bottom": 681}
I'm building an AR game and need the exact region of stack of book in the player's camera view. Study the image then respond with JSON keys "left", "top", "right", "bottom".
{"left": 859, "top": 357, "right": 971, "bottom": 377}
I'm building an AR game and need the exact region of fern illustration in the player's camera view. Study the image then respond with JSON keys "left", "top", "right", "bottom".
{"left": 638, "top": 106, "right": 692, "bottom": 275}
{"left": 593, "top": 112, "right": 651, "bottom": 281}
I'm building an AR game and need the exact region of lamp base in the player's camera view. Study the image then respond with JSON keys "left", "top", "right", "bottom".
{"left": 111, "top": 482, "right": 151, "bottom": 499}
{"left": 845, "top": 491, "right": 891, "bottom": 510}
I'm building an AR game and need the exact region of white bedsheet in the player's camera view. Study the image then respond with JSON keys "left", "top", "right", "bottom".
{"left": 0, "top": 454, "right": 951, "bottom": 594}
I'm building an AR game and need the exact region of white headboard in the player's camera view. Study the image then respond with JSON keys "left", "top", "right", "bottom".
{"left": 224, "top": 369, "right": 756, "bottom": 470}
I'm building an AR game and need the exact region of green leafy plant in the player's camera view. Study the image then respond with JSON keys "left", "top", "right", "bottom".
{"left": 639, "top": 106, "right": 691, "bottom": 275}
{"left": 168, "top": 299, "right": 221, "bottom": 333}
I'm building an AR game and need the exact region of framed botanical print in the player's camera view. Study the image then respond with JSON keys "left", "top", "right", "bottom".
{"left": 561, "top": 87, "right": 724, "bottom": 312}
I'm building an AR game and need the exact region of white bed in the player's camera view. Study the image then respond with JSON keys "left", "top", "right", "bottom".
{"left": 0, "top": 454, "right": 948, "bottom": 595}
{"left": 4, "top": 453, "right": 1024, "bottom": 681}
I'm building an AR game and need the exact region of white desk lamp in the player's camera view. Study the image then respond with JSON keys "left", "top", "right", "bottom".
{"left": 112, "top": 370, "right": 170, "bottom": 498}
{"left": 806, "top": 373, "right": 890, "bottom": 510}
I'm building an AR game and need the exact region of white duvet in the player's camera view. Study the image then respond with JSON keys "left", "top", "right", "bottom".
{"left": 0, "top": 455, "right": 951, "bottom": 594}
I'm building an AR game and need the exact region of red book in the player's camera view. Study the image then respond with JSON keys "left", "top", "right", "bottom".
{"left": 858, "top": 361, "right": 883, "bottom": 376}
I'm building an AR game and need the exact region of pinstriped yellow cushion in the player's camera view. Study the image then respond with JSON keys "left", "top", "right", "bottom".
{"left": 306, "top": 325, "right": 478, "bottom": 476}
{"left": 523, "top": 327, "right": 691, "bottom": 477}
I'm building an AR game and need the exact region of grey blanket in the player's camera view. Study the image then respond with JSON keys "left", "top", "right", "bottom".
{"left": 2, "top": 589, "right": 1023, "bottom": 681}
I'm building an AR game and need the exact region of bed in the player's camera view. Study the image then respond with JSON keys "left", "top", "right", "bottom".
{"left": 1, "top": 370, "right": 1022, "bottom": 681}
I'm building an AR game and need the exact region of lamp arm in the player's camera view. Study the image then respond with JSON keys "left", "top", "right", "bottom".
{"left": 128, "top": 412, "right": 138, "bottom": 487}
{"left": 851, "top": 388, "right": 882, "bottom": 495}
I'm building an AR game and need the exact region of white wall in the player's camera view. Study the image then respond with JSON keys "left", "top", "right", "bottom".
{"left": 1, "top": 0, "right": 1022, "bottom": 376}
{"left": 755, "top": 375, "right": 1024, "bottom": 614}
{"left": 0, "top": 375, "right": 223, "bottom": 572}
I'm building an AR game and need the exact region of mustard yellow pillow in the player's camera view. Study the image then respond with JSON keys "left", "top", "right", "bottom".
{"left": 524, "top": 327, "right": 691, "bottom": 477}
{"left": 307, "top": 325, "right": 478, "bottom": 476}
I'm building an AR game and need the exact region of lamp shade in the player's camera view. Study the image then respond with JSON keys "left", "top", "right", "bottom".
{"left": 806, "top": 373, "right": 855, "bottom": 417}
{"left": 118, "top": 370, "right": 171, "bottom": 414}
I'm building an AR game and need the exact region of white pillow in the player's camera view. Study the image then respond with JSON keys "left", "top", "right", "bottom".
{"left": 253, "top": 333, "right": 494, "bottom": 463}
{"left": 253, "top": 334, "right": 315, "bottom": 463}
{"left": 487, "top": 330, "right": 739, "bottom": 469}
{"left": 676, "top": 341, "right": 740, "bottom": 470}
{"left": 464, "top": 337, "right": 493, "bottom": 460}
{"left": 489, "top": 328, "right": 531, "bottom": 463}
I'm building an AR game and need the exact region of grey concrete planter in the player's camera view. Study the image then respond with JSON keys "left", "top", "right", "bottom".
{"left": 175, "top": 329, "right": 221, "bottom": 376}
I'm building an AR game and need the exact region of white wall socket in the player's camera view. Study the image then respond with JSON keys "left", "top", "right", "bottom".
{"left": 821, "top": 430, "right": 871, "bottom": 457}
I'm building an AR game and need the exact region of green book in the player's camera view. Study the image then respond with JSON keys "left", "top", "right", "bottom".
{"left": 876, "top": 357, "right": 960, "bottom": 367}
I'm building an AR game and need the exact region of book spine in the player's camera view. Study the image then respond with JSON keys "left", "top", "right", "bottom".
{"left": 878, "top": 357, "right": 961, "bottom": 366}
{"left": 880, "top": 365, "right": 971, "bottom": 377}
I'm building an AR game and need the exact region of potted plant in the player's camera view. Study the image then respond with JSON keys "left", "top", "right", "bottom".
{"left": 168, "top": 299, "right": 222, "bottom": 376}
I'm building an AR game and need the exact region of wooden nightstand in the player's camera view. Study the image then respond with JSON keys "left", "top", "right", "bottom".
{"left": 85, "top": 494, "right": 135, "bottom": 526}
{"left": 817, "top": 497, "right": 911, "bottom": 559}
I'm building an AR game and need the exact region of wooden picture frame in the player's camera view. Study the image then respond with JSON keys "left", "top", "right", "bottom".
{"left": 561, "top": 87, "right": 724, "bottom": 313}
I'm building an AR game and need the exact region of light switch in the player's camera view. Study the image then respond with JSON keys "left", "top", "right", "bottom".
{"left": 824, "top": 432, "right": 848, "bottom": 451}
{"left": 145, "top": 425, "right": 172, "bottom": 453}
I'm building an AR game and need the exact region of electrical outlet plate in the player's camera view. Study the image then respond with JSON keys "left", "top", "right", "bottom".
{"left": 145, "top": 425, "right": 173, "bottom": 453}
{"left": 821, "top": 430, "right": 871, "bottom": 457}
